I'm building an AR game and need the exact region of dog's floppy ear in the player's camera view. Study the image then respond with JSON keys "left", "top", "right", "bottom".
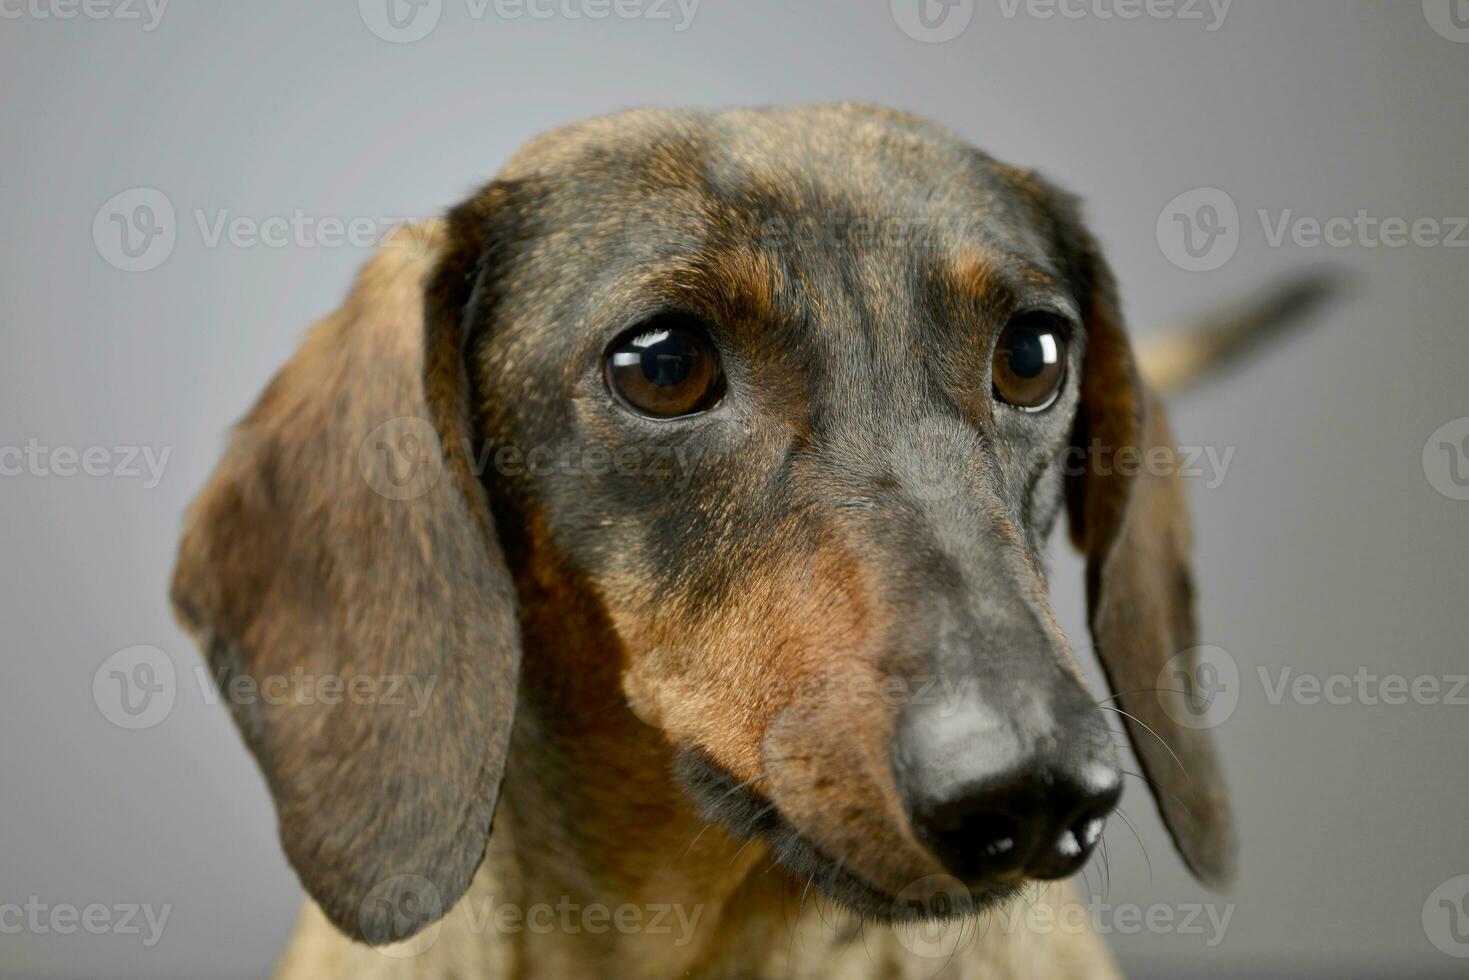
{"left": 1037, "top": 183, "right": 1237, "bottom": 889}
{"left": 170, "top": 215, "right": 521, "bottom": 944}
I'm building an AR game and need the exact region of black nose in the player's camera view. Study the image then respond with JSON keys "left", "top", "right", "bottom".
{"left": 894, "top": 688, "right": 1121, "bottom": 887}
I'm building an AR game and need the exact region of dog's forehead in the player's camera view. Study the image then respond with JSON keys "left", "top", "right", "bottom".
{"left": 497, "top": 104, "right": 1056, "bottom": 270}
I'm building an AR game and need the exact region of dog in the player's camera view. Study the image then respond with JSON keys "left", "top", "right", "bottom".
{"left": 171, "top": 104, "right": 1331, "bottom": 978}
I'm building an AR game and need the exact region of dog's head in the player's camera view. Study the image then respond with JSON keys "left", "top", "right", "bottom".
{"left": 173, "top": 104, "right": 1233, "bottom": 945}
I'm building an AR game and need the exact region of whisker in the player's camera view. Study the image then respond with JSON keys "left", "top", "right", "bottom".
{"left": 1098, "top": 706, "right": 1191, "bottom": 782}
{"left": 816, "top": 856, "right": 848, "bottom": 933}
{"left": 682, "top": 774, "right": 768, "bottom": 848}
{"left": 727, "top": 804, "right": 778, "bottom": 865}
{"left": 789, "top": 872, "right": 816, "bottom": 963}
{"left": 939, "top": 908, "right": 969, "bottom": 975}
{"left": 1095, "top": 687, "right": 1193, "bottom": 707}
{"left": 658, "top": 772, "right": 774, "bottom": 879}
{"left": 1120, "top": 769, "right": 1196, "bottom": 822}
{"left": 859, "top": 917, "right": 876, "bottom": 968}
{"left": 1111, "top": 807, "right": 1154, "bottom": 884}
{"left": 679, "top": 822, "right": 716, "bottom": 862}
{"left": 713, "top": 771, "right": 771, "bottom": 802}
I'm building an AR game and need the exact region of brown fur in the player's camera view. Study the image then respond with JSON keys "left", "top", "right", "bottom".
{"left": 171, "top": 105, "right": 1241, "bottom": 979}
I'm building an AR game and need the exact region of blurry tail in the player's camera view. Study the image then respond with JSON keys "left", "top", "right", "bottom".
{"left": 1137, "top": 270, "right": 1348, "bottom": 395}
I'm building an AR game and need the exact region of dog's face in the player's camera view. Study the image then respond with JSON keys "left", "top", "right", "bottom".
{"left": 174, "top": 105, "right": 1234, "bottom": 944}
{"left": 463, "top": 106, "right": 1117, "bottom": 909}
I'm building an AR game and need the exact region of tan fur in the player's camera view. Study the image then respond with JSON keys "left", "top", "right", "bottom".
{"left": 247, "top": 225, "right": 1121, "bottom": 980}
{"left": 276, "top": 872, "right": 1120, "bottom": 980}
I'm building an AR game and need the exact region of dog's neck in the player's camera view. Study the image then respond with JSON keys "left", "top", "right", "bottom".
{"left": 483, "top": 689, "right": 790, "bottom": 978}
{"left": 458, "top": 541, "right": 856, "bottom": 976}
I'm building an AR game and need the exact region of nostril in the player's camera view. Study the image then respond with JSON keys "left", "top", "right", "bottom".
{"left": 910, "top": 803, "right": 1032, "bottom": 884}
{"left": 1073, "top": 814, "right": 1107, "bottom": 852}
{"left": 1088, "top": 767, "right": 1125, "bottom": 812}
{"left": 968, "top": 811, "right": 1024, "bottom": 873}
{"left": 904, "top": 766, "right": 1122, "bottom": 886}
{"left": 1030, "top": 811, "right": 1111, "bottom": 881}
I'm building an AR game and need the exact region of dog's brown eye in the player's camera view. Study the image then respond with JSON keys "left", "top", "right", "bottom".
{"left": 605, "top": 317, "right": 723, "bottom": 419}
{"left": 993, "top": 314, "right": 1069, "bottom": 412}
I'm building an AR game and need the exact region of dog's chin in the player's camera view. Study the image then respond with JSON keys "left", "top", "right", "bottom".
{"left": 766, "top": 836, "right": 1026, "bottom": 925}
{"left": 672, "top": 747, "right": 1023, "bottom": 924}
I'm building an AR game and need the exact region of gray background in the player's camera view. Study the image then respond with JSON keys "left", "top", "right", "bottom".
{"left": 2, "top": 1, "right": 1467, "bottom": 977}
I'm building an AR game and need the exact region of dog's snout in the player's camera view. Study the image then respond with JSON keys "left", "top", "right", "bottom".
{"left": 894, "top": 687, "right": 1121, "bottom": 888}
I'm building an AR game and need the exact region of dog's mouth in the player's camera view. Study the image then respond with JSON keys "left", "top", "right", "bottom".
{"left": 673, "top": 748, "right": 1023, "bottom": 923}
